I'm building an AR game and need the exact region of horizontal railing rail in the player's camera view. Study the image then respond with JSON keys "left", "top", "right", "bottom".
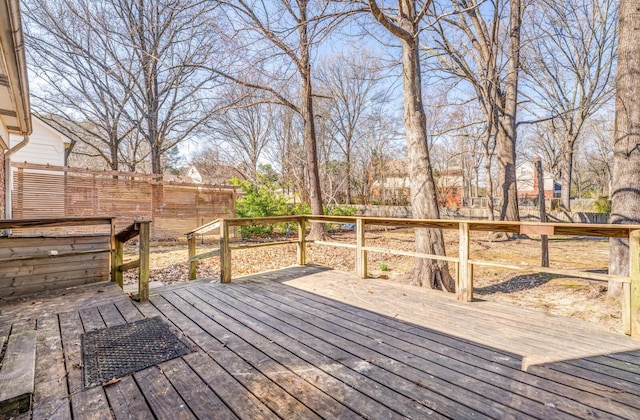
{"left": 187, "top": 215, "right": 640, "bottom": 337}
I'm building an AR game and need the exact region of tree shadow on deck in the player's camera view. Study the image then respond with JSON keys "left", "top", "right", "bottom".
{"left": 236, "top": 264, "right": 333, "bottom": 284}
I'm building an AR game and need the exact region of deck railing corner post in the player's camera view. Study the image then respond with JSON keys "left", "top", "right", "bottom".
{"left": 220, "top": 219, "right": 231, "bottom": 283}
{"left": 356, "top": 217, "right": 367, "bottom": 278}
{"left": 188, "top": 234, "right": 197, "bottom": 280}
{"left": 297, "top": 216, "right": 306, "bottom": 266}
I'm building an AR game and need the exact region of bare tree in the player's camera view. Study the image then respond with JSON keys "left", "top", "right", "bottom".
{"left": 214, "top": 1, "right": 352, "bottom": 239}
{"left": 427, "top": 0, "right": 523, "bottom": 221}
{"left": 110, "top": 0, "right": 225, "bottom": 174}
{"left": 609, "top": 0, "right": 640, "bottom": 297}
{"left": 25, "top": 0, "right": 226, "bottom": 174}
{"left": 522, "top": 0, "right": 617, "bottom": 211}
{"left": 23, "top": 0, "right": 136, "bottom": 170}
{"left": 316, "top": 51, "right": 390, "bottom": 204}
{"left": 266, "top": 105, "right": 308, "bottom": 202}
{"left": 366, "top": 0, "right": 454, "bottom": 291}
{"left": 208, "top": 90, "right": 274, "bottom": 182}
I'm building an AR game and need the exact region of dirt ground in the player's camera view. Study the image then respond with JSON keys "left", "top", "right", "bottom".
{"left": 124, "top": 228, "right": 622, "bottom": 333}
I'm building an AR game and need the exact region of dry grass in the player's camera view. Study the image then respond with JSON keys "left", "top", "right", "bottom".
{"left": 124, "top": 227, "right": 623, "bottom": 333}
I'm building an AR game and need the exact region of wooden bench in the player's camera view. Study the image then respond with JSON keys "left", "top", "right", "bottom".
{"left": 0, "top": 331, "right": 37, "bottom": 418}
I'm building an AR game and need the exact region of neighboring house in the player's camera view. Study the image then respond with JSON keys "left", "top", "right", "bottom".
{"left": 516, "top": 159, "right": 561, "bottom": 199}
{"left": 370, "top": 159, "right": 465, "bottom": 207}
{"left": 370, "top": 158, "right": 410, "bottom": 205}
{"left": 182, "top": 164, "right": 246, "bottom": 185}
{"left": 0, "top": 0, "right": 32, "bottom": 219}
{"left": 9, "top": 116, "right": 72, "bottom": 166}
{"left": 437, "top": 167, "right": 464, "bottom": 207}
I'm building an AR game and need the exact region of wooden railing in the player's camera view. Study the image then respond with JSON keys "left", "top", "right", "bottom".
{"left": 111, "top": 220, "right": 151, "bottom": 302}
{"left": 187, "top": 215, "right": 640, "bottom": 337}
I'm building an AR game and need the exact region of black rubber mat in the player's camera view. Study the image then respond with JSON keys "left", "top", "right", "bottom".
{"left": 81, "top": 316, "right": 192, "bottom": 388}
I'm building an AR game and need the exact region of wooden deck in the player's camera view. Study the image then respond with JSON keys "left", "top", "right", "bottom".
{"left": 1, "top": 265, "right": 640, "bottom": 419}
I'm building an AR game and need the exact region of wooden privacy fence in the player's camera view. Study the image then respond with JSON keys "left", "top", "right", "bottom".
{"left": 11, "top": 162, "right": 236, "bottom": 239}
{"left": 0, "top": 217, "right": 151, "bottom": 301}
{"left": 187, "top": 215, "right": 640, "bottom": 337}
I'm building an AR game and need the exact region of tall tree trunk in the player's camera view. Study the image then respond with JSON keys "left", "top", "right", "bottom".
{"left": 609, "top": 0, "right": 640, "bottom": 297}
{"left": 402, "top": 35, "right": 454, "bottom": 291}
{"left": 298, "top": 3, "right": 325, "bottom": 240}
{"left": 496, "top": 0, "right": 522, "bottom": 222}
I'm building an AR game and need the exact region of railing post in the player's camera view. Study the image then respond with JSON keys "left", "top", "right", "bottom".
{"left": 112, "top": 219, "right": 123, "bottom": 287}
{"left": 297, "top": 216, "right": 306, "bottom": 266}
{"left": 356, "top": 217, "right": 367, "bottom": 278}
{"left": 188, "top": 235, "right": 197, "bottom": 280}
{"left": 220, "top": 219, "right": 231, "bottom": 283}
{"left": 626, "top": 229, "right": 640, "bottom": 336}
{"left": 138, "top": 221, "right": 150, "bottom": 302}
{"left": 458, "top": 222, "right": 472, "bottom": 302}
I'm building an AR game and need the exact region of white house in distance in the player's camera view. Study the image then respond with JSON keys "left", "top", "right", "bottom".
{"left": 9, "top": 116, "right": 71, "bottom": 166}
{"left": 516, "top": 159, "right": 561, "bottom": 199}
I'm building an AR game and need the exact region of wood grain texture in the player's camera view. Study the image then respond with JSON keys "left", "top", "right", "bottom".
{"left": 3, "top": 267, "right": 640, "bottom": 419}
{"left": 0, "top": 331, "right": 36, "bottom": 417}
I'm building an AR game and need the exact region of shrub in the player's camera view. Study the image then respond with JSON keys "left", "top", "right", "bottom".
{"left": 230, "top": 178, "right": 291, "bottom": 237}
{"left": 594, "top": 198, "right": 611, "bottom": 213}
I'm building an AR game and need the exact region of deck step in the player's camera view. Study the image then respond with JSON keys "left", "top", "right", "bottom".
{"left": 0, "top": 331, "right": 36, "bottom": 419}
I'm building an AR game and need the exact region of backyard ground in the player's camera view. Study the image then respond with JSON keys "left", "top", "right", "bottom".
{"left": 124, "top": 228, "right": 622, "bottom": 333}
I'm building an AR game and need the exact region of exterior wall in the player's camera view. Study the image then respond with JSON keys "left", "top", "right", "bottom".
{"left": 516, "top": 161, "right": 560, "bottom": 199}
{"left": 9, "top": 117, "right": 68, "bottom": 166}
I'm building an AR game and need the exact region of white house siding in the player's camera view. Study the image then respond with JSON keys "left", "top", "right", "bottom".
{"left": 9, "top": 117, "right": 69, "bottom": 166}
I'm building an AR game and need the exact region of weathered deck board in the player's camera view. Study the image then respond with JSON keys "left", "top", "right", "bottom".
{"left": 58, "top": 311, "right": 111, "bottom": 420}
{"left": 242, "top": 278, "right": 640, "bottom": 415}
{"left": 230, "top": 278, "right": 638, "bottom": 418}
{"left": 225, "top": 281, "right": 580, "bottom": 418}
{"left": 32, "top": 316, "right": 71, "bottom": 420}
{"left": 2, "top": 267, "right": 640, "bottom": 419}
{"left": 172, "top": 288, "right": 408, "bottom": 420}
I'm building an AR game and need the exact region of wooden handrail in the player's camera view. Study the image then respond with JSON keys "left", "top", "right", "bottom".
{"left": 186, "top": 218, "right": 221, "bottom": 238}
{"left": 187, "top": 215, "right": 640, "bottom": 337}
{"left": 112, "top": 220, "right": 151, "bottom": 302}
{"left": 0, "top": 216, "right": 114, "bottom": 230}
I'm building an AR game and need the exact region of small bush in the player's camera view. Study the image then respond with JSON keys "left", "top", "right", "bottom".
{"left": 593, "top": 198, "right": 611, "bottom": 213}
{"left": 231, "top": 177, "right": 291, "bottom": 237}
{"left": 326, "top": 205, "right": 358, "bottom": 217}
{"left": 380, "top": 262, "right": 388, "bottom": 271}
